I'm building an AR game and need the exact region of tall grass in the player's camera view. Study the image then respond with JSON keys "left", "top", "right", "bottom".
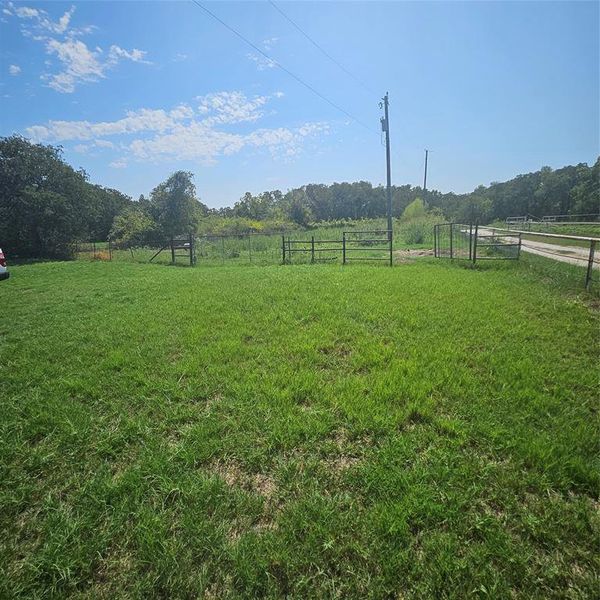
{"left": 1, "top": 260, "right": 598, "bottom": 597}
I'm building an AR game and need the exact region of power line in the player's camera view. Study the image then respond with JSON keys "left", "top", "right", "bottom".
{"left": 190, "top": 0, "right": 378, "bottom": 136}
{"left": 268, "top": 0, "right": 376, "bottom": 96}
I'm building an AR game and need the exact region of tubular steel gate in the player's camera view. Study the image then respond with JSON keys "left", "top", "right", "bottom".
{"left": 282, "top": 230, "right": 393, "bottom": 266}
{"left": 434, "top": 223, "right": 521, "bottom": 264}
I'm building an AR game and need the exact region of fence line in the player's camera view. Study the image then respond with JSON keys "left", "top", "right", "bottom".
{"left": 434, "top": 223, "right": 599, "bottom": 290}
{"left": 282, "top": 230, "right": 393, "bottom": 266}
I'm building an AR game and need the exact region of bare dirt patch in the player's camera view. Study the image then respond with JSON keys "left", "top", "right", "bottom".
{"left": 394, "top": 248, "right": 434, "bottom": 262}
{"left": 208, "top": 459, "right": 276, "bottom": 499}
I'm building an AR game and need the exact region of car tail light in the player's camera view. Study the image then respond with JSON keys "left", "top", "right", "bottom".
{"left": 0, "top": 250, "right": 6, "bottom": 268}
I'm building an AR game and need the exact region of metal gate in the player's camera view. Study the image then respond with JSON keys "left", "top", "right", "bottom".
{"left": 282, "top": 230, "right": 393, "bottom": 266}
{"left": 433, "top": 223, "right": 521, "bottom": 263}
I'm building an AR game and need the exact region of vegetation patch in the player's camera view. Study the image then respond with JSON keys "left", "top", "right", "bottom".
{"left": 1, "top": 260, "right": 598, "bottom": 598}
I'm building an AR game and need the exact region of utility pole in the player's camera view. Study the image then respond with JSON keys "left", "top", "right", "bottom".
{"left": 423, "top": 149, "right": 429, "bottom": 195}
{"left": 380, "top": 93, "right": 392, "bottom": 239}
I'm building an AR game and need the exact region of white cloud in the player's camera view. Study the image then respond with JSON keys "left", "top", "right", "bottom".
{"left": 108, "top": 45, "right": 151, "bottom": 65}
{"left": 262, "top": 37, "right": 278, "bottom": 50}
{"left": 26, "top": 91, "right": 329, "bottom": 165}
{"left": 109, "top": 159, "right": 127, "bottom": 169}
{"left": 246, "top": 53, "right": 277, "bottom": 71}
{"left": 41, "top": 38, "right": 151, "bottom": 93}
{"left": 9, "top": 64, "right": 21, "bottom": 75}
{"left": 74, "top": 139, "right": 116, "bottom": 153}
{"left": 94, "top": 139, "right": 115, "bottom": 148}
{"left": 4, "top": 2, "right": 149, "bottom": 93}
{"left": 43, "top": 38, "right": 104, "bottom": 92}
{"left": 197, "top": 91, "right": 268, "bottom": 124}
{"left": 4, "top": 2, "right": 76, "bottom": 35}
{"left": 27, "top": 107, "right": 181, "bottom": 141}
{"left": 274, "top": 91, "right": 285, "bottom": 98}
{"left": 173, "top": 53, "right": 188, "bottom": 62}
{"left": 169, "top": 104, "right": 195, "bottom": 120}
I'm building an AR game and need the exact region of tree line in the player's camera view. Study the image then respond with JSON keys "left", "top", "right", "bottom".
{"left": 0, "top": 136, "right": 207, "bottom": 258}
{"left": 220, "top": 160, "right": 599, "bottom": 225}
{"left": 1, "top": 135, "right": 597, "bottom": 259}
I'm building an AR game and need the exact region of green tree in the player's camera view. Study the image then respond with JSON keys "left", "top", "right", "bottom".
{"left": 149, "top": 171, "right": 205, "bottom": 238}
{"left": 0, "top": 136, "right": 91, "bottom": 258}
{"left": 109, "top": 205, "right": 156, "bottom": 248}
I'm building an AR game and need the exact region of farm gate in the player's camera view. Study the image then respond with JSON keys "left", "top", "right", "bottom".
{"left": 282, "top": 230, "right": 393, "bottom": 266}
{"left": 149, "top": 234, "right": 196, "bottom": 265}
{"left": 433, "top": 223, "right": 521, "bottom": 263}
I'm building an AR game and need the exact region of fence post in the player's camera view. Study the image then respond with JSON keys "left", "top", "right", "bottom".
{"left": 517, "top": 233, "right": 522, "bottom": 260}
{"left": 343, "top": 232, "right": 347, "bottom": 265}
{"left": 472, "top": 224, "right": 478, "bottom": 265}
{"left": 281, "top": 235, "right": 286, "bottom": 264}
{"left": 108, "top": 240, "right": 113, "bottom": 261}
{"left": 311, "top": 236, "right": 315, "bottom": 264}
{"left": 189, "top": 233, "right": 194, "bottom": 266}
{"left": 433, "top": 225, "right": 437, "bottom": 258}
{"left": 585, "top": 240, "right": 596, "bottom": 290}
{"left": 450, "top": 223, "right": 454, "bottom": 259}
{"left": 389, "top": 230, "right": 393, "bottom": 266}
{"left": 170, "top": 238, "right": 175, "bottom": 264}
{"left": 469, "top": 223, "right": 473, "bottom": 261}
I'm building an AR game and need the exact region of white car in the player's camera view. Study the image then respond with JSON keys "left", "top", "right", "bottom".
{"left": 0, "top": 248, "right": 9, "bottom": 281}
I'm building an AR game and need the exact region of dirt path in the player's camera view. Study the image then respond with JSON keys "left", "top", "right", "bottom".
{"left": 477, "top": 227, "right": 599, "bottom": 269}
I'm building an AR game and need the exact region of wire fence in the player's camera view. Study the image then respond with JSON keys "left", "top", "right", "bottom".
{"left": 76, "top": 228, "right": 397, "bottom": 267}
{"left": 76, "top": 232, "right": 321, "bottom": 267}
{"left": 433, "top": 222, "right": 599, "bottom": 292}
{"left": 282, "top": 230, "right": 393, "bottom": 265}
{"left": 433, "top": 223, "right": 521, "bottom": 261}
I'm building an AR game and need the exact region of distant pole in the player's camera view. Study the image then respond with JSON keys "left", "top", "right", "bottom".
{"left": 381, "top": 93, "right": 393, "bottom": 240}
{"left": 423, "top": 149, "right": 429, "bottom": 195}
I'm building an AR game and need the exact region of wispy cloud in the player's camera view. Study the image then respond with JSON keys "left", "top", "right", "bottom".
{"left": 245, "top": 38, "right": 279, "bottom": 70}
{"left": 26, "top": 91, "right": 328, "bottom": 166}
{"left": 3, "top": 2, "right": 93, "bottom": 37}
{"left": 74, "top": 139, "right": 116, "bottom": 153}
{"left": 262, "top": 37, "right": 278, "bottom": 51}
{"left": 8, "top": 64, "right": 21, "bottom": 75}
{"left": 246, "top": 52, "right": 277, "bottom": 71}
{"left": 3, "top": 2, "right": 150, "bottom": 93}
{"left": 108, "top": 45, "right": 150, "bottom": 65}
{"left": 109, "top": 159, "right": 127, "bottom": 169}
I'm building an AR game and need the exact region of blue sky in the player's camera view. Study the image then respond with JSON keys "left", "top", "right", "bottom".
{"left": 1, "top": 1, "right": 598, "bottom": 208}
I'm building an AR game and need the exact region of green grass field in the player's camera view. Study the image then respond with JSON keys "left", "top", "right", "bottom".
{"left": 1, "top": 259, "right": 598, "bottom": 598}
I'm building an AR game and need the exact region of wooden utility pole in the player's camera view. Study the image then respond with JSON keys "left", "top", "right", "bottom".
{"left": 381, "top": 93, "right": 392, "bottom": 239}
{"left": 423, "top": 149, "right": 429, "bottom": 195}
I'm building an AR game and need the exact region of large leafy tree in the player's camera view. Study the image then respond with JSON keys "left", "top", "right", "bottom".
{"left": 0, "top": 135, "right": 133, "bottom": 258}
{"left": 0, "top": 136, "right": 89, "bottom": 258}
{"left": 149, "top": 171, "right": 207, "bottom": 238}
{"left": 109, "top": 205, "right": 156, "bottom": 248}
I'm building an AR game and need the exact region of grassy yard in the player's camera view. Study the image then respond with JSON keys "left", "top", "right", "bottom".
{"left": 1, "top": 259, "right": 598, "bottom": 598}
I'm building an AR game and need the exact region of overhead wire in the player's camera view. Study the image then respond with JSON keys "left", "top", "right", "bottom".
{"left": 268, "top": 0, "right": 377, "bottom": 96}
{"left": 191, "top": 0, "right": 379, "bottom": 136}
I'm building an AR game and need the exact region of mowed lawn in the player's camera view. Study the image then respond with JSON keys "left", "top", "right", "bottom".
{"left": 1, "top": 260, "right": 598, "bottom": 598}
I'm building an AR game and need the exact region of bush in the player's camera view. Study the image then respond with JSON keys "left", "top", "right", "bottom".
{"left": 403, "top": 221, "right": 428, "bottom": 244}
{"left": 401, "top": 198, "right": 427, "bottom": 221}
{"left": 398, "top": 212, "right": 446, "bottom": 246}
